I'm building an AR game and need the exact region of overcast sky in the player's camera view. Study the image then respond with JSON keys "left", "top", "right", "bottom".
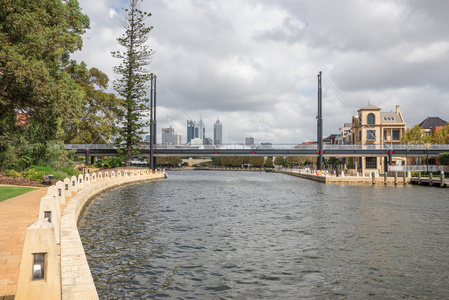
{"left": 72, "top": 0, "right": 449, "bottom": 145}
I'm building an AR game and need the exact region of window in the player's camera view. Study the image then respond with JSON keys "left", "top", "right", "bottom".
{"left": 367, "top": 113, "right": 375, "bottom": 125}
{"left": 366, "top": 157, "right": 377, "bottom": 169}
{"left": 358, "top": 131, "right": 361, "bottom": 141}
{"left": 367, "top": 130, "right": 376, "bottom": 140}
{"left": 383, "top": 130, "right": 387, "bottom": 140}
{"left": 383, "top": 116, "right": 396, "bottom": 122}
{"left": 392, "top": 130, "right": 400, "bottom": 140}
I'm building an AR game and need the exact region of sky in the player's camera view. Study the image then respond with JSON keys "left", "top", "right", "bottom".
{"left": 72, "top": 0, "right": 449, "bottom": 145}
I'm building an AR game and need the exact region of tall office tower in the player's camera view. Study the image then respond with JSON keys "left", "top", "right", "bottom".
{"left": 245, "top": 136, "right": 254, "bottom": 146}
{"left": 197, "top": 116, "right": 205, "bottom": 144}
{"left": 214, "top": 118, "right": 222, "bottom": 145}
{"left": 187, "top": 120, "right": 195, "bottom": 143}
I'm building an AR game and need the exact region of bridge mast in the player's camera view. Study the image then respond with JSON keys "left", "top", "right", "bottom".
{"left": 150, "top": 75, "right": 156, "bottom": 171}
{"left": 317, "top": 71, "right": 323, "bottom": 170}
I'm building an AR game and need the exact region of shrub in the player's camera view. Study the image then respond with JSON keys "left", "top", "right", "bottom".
{"left": 28, "top": 165, "right": 53, "bottom": 173}
{"left": 22, "top": 169, "right": 46, "bottom": 182}
{"left": 62, "top": 167, "right": 80, "bottom": 177}
{"left": 52, "top": 170, "right": 71, "bottom": 181}
{"left": 96, "top": 156, "right": 125, "bottom": 168}
{"left": 3, "top": 169, "right": 22, "bottom": 178}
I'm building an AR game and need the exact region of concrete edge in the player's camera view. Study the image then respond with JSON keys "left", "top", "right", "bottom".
{"left": 279, "top": 171, "right": 410, "bottom": 185}
{"left": 60, "top": 173, "right": 166, "bottom": 300}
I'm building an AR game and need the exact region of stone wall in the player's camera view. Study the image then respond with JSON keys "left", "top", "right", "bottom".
{"left": 15, "top": 169, "right": 167, "bottom": 300}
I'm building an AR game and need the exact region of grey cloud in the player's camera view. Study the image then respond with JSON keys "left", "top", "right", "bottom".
{"left": 73, "top": 0, "right": 449, "bottom": 143}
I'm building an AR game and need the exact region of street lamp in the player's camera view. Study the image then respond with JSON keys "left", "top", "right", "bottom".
{"left": 425, "top": 143, "right": 429, "bottom": 173}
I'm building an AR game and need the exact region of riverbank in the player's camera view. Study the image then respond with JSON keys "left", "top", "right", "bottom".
{"left": 279, "top": 170, "right": 410, "bottom": 185}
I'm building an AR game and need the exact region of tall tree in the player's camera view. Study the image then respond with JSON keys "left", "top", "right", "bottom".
{"left": 112, "top": 0, "right": 154, "bottom": 166}
{"left": 64, "top": 62, "right": 124, "bottom": 144}
{"left": 432, "top": 123, "right": 449, "bottom": 144}
{"left": 400, "top": 125, "right": 432, "bottom": 144}
{"left": 0, "top": 0, "right": 89, "bottom": 168}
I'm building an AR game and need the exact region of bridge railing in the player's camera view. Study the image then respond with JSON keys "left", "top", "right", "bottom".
{"left": 65, "top": 144, "right": 117, "bottom": 150}
{"left": 65, "top": 143, "right": 449, "bottom": 151}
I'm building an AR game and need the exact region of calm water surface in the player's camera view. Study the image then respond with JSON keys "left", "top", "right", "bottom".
{"left": 79, "top": 171, "right": 449, "bottom": 299}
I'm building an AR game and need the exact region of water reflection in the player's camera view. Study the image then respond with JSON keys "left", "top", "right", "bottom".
{"left": 79, "top": 171, "right": 449, "bottom": 299}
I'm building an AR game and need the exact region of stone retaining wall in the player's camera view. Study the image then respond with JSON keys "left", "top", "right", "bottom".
{"left": 280, "top": 171, "right": 410, "bottom": 185}
{"left": 60, "top": 171, "right": 166, "bottom": 300}
{"left": 15, "top": 169, "right": 167, "bottom": 300}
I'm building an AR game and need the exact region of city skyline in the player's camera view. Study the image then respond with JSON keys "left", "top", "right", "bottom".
{"left": 73, "top": 1, "right": 449, "bottom": 144}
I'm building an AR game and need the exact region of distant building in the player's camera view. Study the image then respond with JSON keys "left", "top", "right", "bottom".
{"left": 197, "top": 117, "right": 205, "bottom": 144}
{"left": 205, "top": 137, "right": 213, "bottom": 145}
{"left": 214, "top": 118, "right": 222, "bottom": 145}
{"left": 335, "top": 123, "right": 352, "bottom": 145}
{"left": 187, "top": 120, "right": 196, "bottom": 143}
{"left": 190, "top": 138, "right": 203, "bottom": 145}
{"left": 418, "top": 117, "right": 447, "bottom": 135}
{"left": 323, "top": 134, "right": 339, "bottom": 145}
{"left": 261, "top": 142, "right": 272, "bottom": 149}
{"left": 162, "top": 127, "right": 182, "bottom": 145}
{"left": 245, "top": 137, "right": 254, "bottom": 146}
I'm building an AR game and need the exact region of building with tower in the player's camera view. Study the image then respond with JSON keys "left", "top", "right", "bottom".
{"left": 196, "top": 116, "right": 205, "bottom": 144}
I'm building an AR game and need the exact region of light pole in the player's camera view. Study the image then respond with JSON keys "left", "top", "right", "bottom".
{"left": 425, "top": 143, "right": 429, "bottom": 173}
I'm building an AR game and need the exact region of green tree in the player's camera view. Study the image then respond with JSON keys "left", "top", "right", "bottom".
{"left": 264, "top": 157, "right": 274, "bottom": 168}
{"left": 64, "top": 62, "right": 124, "bottom": 144}
{"left": 155, "top": 156, "right": 182, "bottom": 167}
{"left": 248, "top": 156, "right": 264, "bottom": 167}
{"left": 400, "top": 125, "right": 432, "bottom": 144}
{"left": 274, "top": 156, "right": 285, "bottom": 166}
{"left": 112, "top": 0, "right": 154, "bottom": 166}
{"left": 439, "top": 153, "right": 449, "bottom": 165}
{"left": 0, "top": 0, "right": 89, "bottom": 142}
{"left": 432, "top": 123, "right": 449, "bottom": 144}
{"left": 288, "top": 156, "right": 316, "bottom": 166}
{"left": 0, "top": 0, "right": 89, "bottom": 169}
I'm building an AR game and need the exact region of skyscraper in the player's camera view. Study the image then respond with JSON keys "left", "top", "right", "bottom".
{"left": 187, "top": 120, "right": 195, "bottom": 143}
{"left": 214, "top": 118, "right": 222, "bottom": 145}
{"left": 197, "top": 116, "right": 205, "bottom": 144}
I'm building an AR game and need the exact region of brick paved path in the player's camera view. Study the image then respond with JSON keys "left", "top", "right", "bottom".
{"left": 0, "top": 187, "right": 48, "bottom": 299}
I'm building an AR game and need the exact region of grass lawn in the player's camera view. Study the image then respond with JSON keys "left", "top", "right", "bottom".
{"left": 0, "top": 186, "right": 38, "bottom": 202}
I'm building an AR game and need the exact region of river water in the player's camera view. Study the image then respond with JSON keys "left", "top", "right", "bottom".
{"left": 78, "top": 171, "right": 449, "bottom": 299}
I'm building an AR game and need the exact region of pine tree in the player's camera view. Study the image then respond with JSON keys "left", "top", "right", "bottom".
{"left": 112, "top": 0, "right": 154, "bottom": 166}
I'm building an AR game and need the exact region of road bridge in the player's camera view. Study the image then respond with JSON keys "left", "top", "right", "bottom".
{"left": 66, "top": 144, "right": 449, "bottom": 158}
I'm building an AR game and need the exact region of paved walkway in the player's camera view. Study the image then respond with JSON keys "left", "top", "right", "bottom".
{"left": 0, "top": 186, "right": 48, "bottom": 299}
